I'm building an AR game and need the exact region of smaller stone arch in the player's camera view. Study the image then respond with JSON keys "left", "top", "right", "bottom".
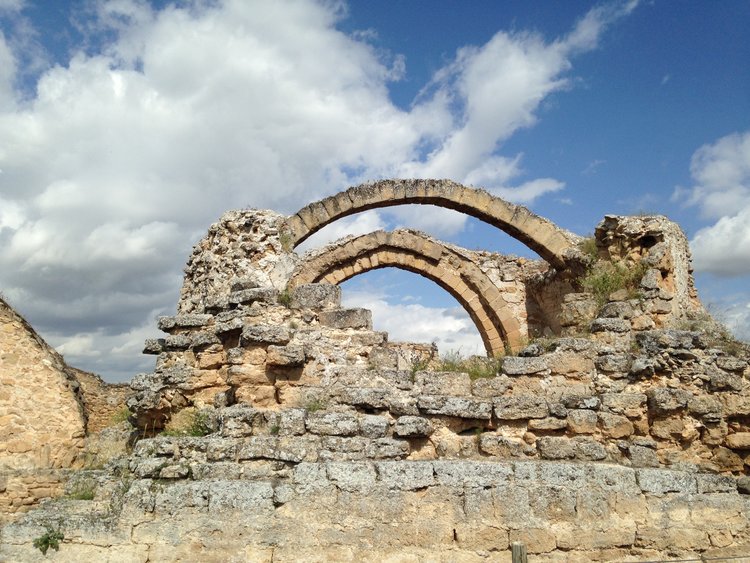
{"left": 289, "top": 230, "right": 524, "bottom": 355}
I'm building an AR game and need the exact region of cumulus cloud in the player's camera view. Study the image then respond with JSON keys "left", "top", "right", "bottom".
{"left": 678, "top": 131, "right": 750, "bottom": 275}
{"left": 0, "top": 0, "right": 634, "bottom": 379}
{"left": 342, "top": 288, "right": 485, "bottom": 356}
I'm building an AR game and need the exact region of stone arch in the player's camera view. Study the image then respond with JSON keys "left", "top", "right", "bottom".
{"left": 285, "top": 179, "right": 579, "bottom": 270}
{"left": 289, "top": 230, "right": 523, "bottom": 355}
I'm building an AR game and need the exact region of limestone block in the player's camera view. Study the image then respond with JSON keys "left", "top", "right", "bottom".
{"left": 567, "top": 409, "right": 598, "bottom": 434}
{"left": 414, "top": 371, "right": 471, "bottom": 396}
{"left": 471, "top": 375, "right": 512, "bottom": 397}
{"left": 599, "top": 393, "right": 646, "bottom": 418}
{"left": 688, "top": 395, "right": 723, "bottom": 421}
{"left": 318, "top": 308, "right": 372, "bottom": 330}
{"left": 716, "top": 356, "right": 748, "bottom": 372}
{"left": 306, "top": 413, "right": 359, "bottom": 436}
{"left": 228, "top": 288, "right": 278, "bottom": 306}
{"left": 573, "top": 437, "right": 607, "bottom": 461}
{"left": 537, "top": 437, "right": 576, "bottom": 460}
{"left": 494, "top": 395, "right": 548, "bottom": 420}
{"left": 418, "top": 396, "right": 492, "bottom": 420}
{"left": 143, "top": 338, "right": 164, "bottom": 355}
{"left": 359, "top": 415, "right": 389, "bottom": 438}
{"left": 364, "top": 438, "right": 409, "bottom": 460}
{"left": 291, "top": 284, "right": 341, "bottom": 309}
{"left": 725, "top": 432, "right": 750, "bottom": 450}
{"left": 502, "top": 356, "right": 549, "bottom": 375}
{"left": 376, "top": 461, "right": 435, "bottom": 490}
{"left": 241, "top": 324, "right": 290, "bottom": 345}
{"left": 433, "top": 461, "right": 513, "bottom": 489}
{"left": 158, "top": 314, "right": 213, "bottom": 331}
{"left": 637, "top": 468, "right": 697, "bottom": 495}
{"left": 599, "top": 413, "right": 634, "bottom": 439}
{"left": 266, "top": 344, "right": 305, "bottom": 367}
{"left": 528, "top": 417, "right": 567, "bottom": 430}
{"left": 590, "top": 318, "right": 630, "bottom": 333}
{"left": 478, "top": 435, "right": 527, "bottom": 458}
{"left": 226, "top": 364, "right": 271, "bottom": 386}
{"left": 394, "top": 416, "right": 433, "bottom": 438}
{"left": 646, "top": 388, "right": 691, "bottom": 415}
{"left": 595, "top": 353, "right": 631, "bottom": 374}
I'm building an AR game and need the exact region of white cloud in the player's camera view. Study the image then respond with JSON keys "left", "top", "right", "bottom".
{"left": 680, "top": 131, "right": 750, "bottom": 275}
{"left": 342, "top": 288, "right": 485, "bottom": 357}
{"left": 0, "top": 1, "right": 634, "bottom": 379}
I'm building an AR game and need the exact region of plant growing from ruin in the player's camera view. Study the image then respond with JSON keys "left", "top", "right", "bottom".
{"left": 434, "top": 350, "right": 502, "bottom": 380}
{"left": 580, "top": 259, "right": 647, "bottom": 307}
{"left": 109, "top": 406, "right": 133, "bottom": 427}
{"left": 68, "top": 479, "right": 96, "bottom": 500}
{"left": 304, "top": 398, "right": 326, "bottom": 413}
{"left": 162, "top": 409, "right": 213, "bottom": 437}
{"left": 33, "top": 528, "right": 64, "bottom": 555}
{"left": 577, "top": 235, "right": 599, "bottom": 263}
{"left": 279, "top": 231, "right": 294, "bottom": 252}
{"left": 278, "top": 288, "right": 293, "bottom": 308}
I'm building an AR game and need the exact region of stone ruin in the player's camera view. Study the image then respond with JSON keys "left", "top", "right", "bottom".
{"left": 2, "top": 178, "right": 750, "bottom": 561}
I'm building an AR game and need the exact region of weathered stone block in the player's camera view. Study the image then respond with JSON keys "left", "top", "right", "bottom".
{"left": 537, "top": 437, "right": 576, "bottom": 460}
{"left": 590, "top": 318, "right": 630, "bottom": 333}
{"left": 494, "top": 395, "right": 548, "bottom": 420}
{"left": 158, "top": 314, "right": 213, "bottom": 331}
{"left": 598, "top": 412, "right": 634, "bottom": 438}
{"left": 365, "top": 438, "right": 409, "bottom": 459}
{"left": 229, "top": 288, "right": 278, "bottom": 306}
{"left": 725, "top": 432, "right": 750, "bottom": 450}
{"left": 359, "top": 415, "right": 389, "bottom": 438}
{"left": 418, "top": 396, "right": 492, "bottom": 419}
{"left": 478, "top": 435, "right": 527, "bottom": 458}
{"left": 646, "top": 387, "right": 691, "bottom": 415}
{"left": 567, "top": 409, "right": 597, "bottom": 434}
{"left": 502, "top": 356, "right": 549, "bottom": 375}
{"left": 318, "top": 308, "right": 372, "bottom": 330}
{"left": 528, "top": 417, "right": 567, "bottom": 431}
{"left": 394, "top": 416, "right": 433, "bottom": 438}
{"left": 376, "top": 461, "right": 435, "bottom": 490}
{"left": 414, "top": 371, "right": 471, "bottom": 396}
{"left": 601, "top": 393, "right": 647, "bottom": 417}
{"left": 306, "top": 413, "right": 359, "bottom": 436}
{"left": 291, "top": 284, "right": 341, "bottom": 309}
{"left": 241, "top": 325, "right": 290, "bottom": 345}
{"left": 266, "top": 344, "right": 305, "bottom": 367}
{"left": 636, "top": 468, "right": 696, "bottom": 495}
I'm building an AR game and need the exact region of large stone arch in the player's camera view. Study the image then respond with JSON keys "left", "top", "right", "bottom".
{"left": 289, "top": 230, "right": 523, "bottom": 355}
{"left": 285, "top": 179, "right": 579, "bottom": 270}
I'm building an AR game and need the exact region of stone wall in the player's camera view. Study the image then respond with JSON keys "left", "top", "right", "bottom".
{"left": 0, "top": 299, "right": 133, "bottom": 522}
{"left": 2, "top": 459, "right": 749, "bottom": 561}
{"left": 0, "top": 298, "right": 86, "bottom": 471}
{"left": 72, "top": 368, "right": 133, "bottom": 434}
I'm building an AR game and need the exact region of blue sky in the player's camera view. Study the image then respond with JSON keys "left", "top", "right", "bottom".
{"left": 1, "top": 1, "right": 749, "bottom": 380}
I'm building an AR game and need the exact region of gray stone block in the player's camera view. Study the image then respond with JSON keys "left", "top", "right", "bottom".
{"left": 318, "top": 308, "right": 372, "bottom": 329}
{"left": 292, "top": 284, "right": 341, "bottom": 309}
{"left": 359, "top": 415, "right": 389, "bottom": 438}
{"left": 637, "top": 468, "right": 697, "bottom": 495}
{"left": 494, "top": 395, "right": 548, "bottom": 420}
{"left": 306, "top": 412, "right": 359, "bottom": 436}
{"left": 394, "top": 416, "right": 433, "bottom": 438}
{"left": 502, "top": 356, "right": 549, "bottom": 375}
{"left": 418, "top": 395, "right": 492, "bottom": 419}
{"left": 241, "top": 324, "right": 291, "bottom": 345}
{"left": 376, "top": 461, "right": 435, "bottom": 490}
{"left": 266, "top": 344, "right": 305, "bottom": 366}
{"left": 537, "top": 437, "right": 576, "bottom": 460}
{"left": 646, "top": 387, "right": 691, "bottom": 415}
